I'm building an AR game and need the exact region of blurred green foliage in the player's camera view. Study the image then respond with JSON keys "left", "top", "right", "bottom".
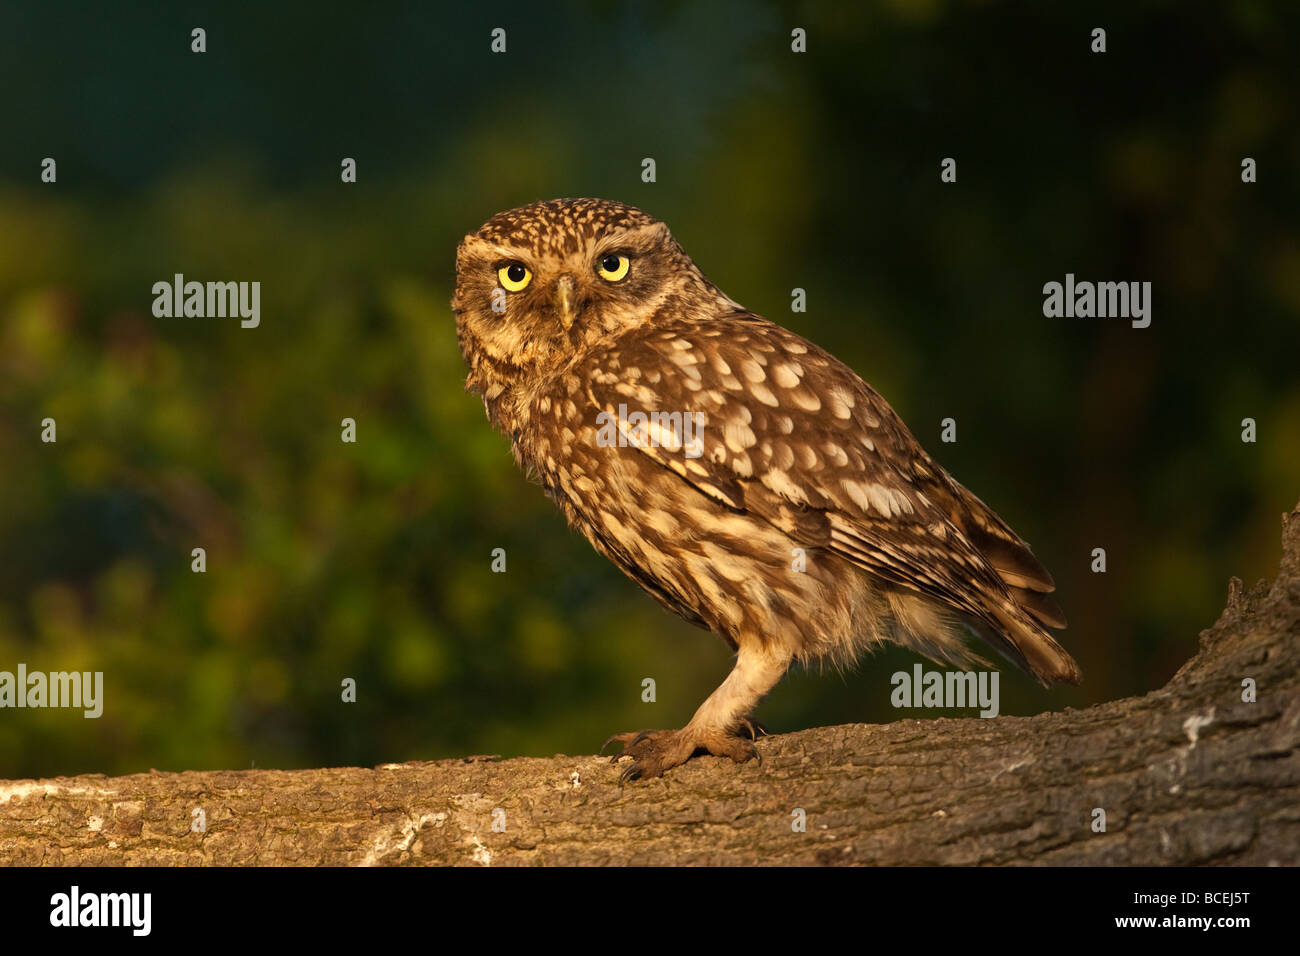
{"left": 1, "top": 1, "right": 1297, "bottom": 777}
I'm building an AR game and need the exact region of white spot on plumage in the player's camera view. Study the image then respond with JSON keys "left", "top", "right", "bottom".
{"left": 725, "top": 421, "right": 757, "bottom": 450}
{"left": 614, "top": 382, "right": 655, "bottom": 405}
{"left": 842, "top": 479, "right": 871, "bottom": 512}
{"left": 645, "top": 508, "right": 681, "bottom": 536}
{"left": 823, "top": 442, "right": 849, "bottom": 467}
{"left": 771, "top": 363, "right": 801, "bottom": 388}
{"left": 645, "top": 418, "right": 682, "bottom": 451}
{"left": 749, "top": 382, "right": 780, "bottom": 407}
{"left": 765, "top": 468, "right": 809, "bottom": 504}
{"left": 865, "top": 482, "right": 897, "bottom": 516}
{"left": 601, "top": 510, "right": 637, "bottom": 546}
{"left": 670, "top": 350, "right": 702, "bottom": 373}
{"left": 700, "top": 542, "right": 751, "bottom": 582}
{"left": 789, "top": 388, "right": 821, "bottom": 412}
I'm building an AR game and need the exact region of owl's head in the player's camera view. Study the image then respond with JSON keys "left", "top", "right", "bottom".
{"left": 453, "top": 198, "right": 731, "bottom": 399}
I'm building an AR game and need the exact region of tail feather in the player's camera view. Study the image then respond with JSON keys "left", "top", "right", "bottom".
{"left": 985, "top": 603, "right": 1082, "bottom": 686}
{"left": 946, "top": 479, "right": 1057, "bottom": 594}
{"left": 884, "top": 589, "right": 1080, "bottom": 688}
{"left": 879, "top": 473, "right": 1079, "bottom": 686}
{"left": 940, "top": 479, "right": 1078, "bottom": 682}
{"left": 1008, "top": 585, "right": 1067, "bottom": 630}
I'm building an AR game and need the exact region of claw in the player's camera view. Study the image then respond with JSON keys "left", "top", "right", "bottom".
{"left": 602, "top": 725, "right": 760, "bottom": 782}
{"left": 601, "top": 729, "right": 658, "bottom": 760}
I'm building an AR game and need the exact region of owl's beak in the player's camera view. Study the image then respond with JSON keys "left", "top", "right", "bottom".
{"left": 554, "top": 275, "right": 577, "bottom": 331}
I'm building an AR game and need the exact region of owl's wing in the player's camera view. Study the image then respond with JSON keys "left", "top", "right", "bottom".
{"left": 577, "top": 312, "right": 1077, "bottom": 684}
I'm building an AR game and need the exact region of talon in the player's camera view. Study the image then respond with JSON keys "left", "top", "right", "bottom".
{"left": 602, "top": 730, "right": 642, "bottom": 756}
{"left": 601, "top": 729, "right": 658, "bottom": 757}
{"left": 602, "top": 726, "right": 755, "bottom": 782}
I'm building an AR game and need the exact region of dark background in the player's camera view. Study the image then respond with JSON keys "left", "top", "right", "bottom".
{"left": 1, "top": 0, "right": 1296, "bottom": 778}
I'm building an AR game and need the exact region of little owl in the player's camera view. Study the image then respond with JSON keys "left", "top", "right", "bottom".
{"left": 453, "top": 198, "right": 1080, "bottom": 781}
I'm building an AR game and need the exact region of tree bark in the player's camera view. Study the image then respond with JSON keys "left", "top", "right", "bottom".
{"left": 3, "top": 502, "right": 1298, "bottom": 866}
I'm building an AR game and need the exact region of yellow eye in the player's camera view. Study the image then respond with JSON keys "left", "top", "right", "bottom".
{"left": 597, "top": 253, "right": 630, "bottom": 282}
{"left": 498, "top": 262, "right": 532, "bottom": 292}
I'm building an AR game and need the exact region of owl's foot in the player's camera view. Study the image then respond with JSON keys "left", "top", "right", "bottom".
{"left": 600, "top": 725, "right": 762, "bottom": 783}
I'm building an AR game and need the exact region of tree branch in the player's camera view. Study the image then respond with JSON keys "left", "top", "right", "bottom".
{"left": 4, "top": 502, "right": 1298, "bottom": 866}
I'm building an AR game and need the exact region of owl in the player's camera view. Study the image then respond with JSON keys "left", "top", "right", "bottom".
{"left": 452, "top": 198, "right": 1080, "bottom": 781}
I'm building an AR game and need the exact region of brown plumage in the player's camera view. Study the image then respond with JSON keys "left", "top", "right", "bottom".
{"left": 453, "top": 198, "right": 1080, "bottom": 780}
